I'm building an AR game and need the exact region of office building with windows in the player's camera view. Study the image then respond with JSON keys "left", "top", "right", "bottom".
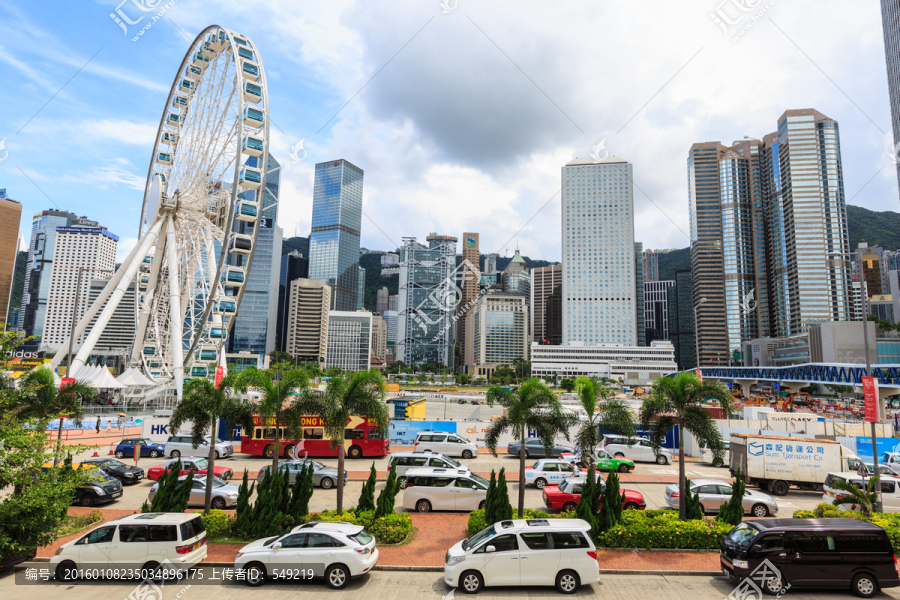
{"left": 531, "top": 264, "right": 562, "bottom": 345}
{"left": 561, "top": 157, "right": 637, "bottom": 345}
{"left": 285, "top": 278, "right": 331, "bottom": 363}
{"left": 531, "top": 341, "right": 676, "bottom": 386}
{"left": 376, "top": 286, "right": 389, "bottom": 314}
{"left": 325, "top": 311, "right": 372, "bottom": 371}
{"left": 308, "top": 159, "right": 363, "bottom": 311}
{"left": 464, "top": 292, "right": 529, "bottom": 371}
{"left": 644, "top": 280, "right": 675, "bottom": 344}
{"left": 276, "top": 250, "right": 309, "bottom": 352}
{"left": 357, "top": 266, "right": 366, "bottom": 310}
{"left": 643, "top": 249, "right": 659, "bottom": 283}
{"left": 383, "top": 309, "right": 398, "bottom": 343}
{"left": 371, "top": 314, "right": 387, "bottom": 363}
{"left": 485, "top": 253, "right": 499, "bottom": 274}
{"left": 84, "top": 277, "right": 135, "bottom": 357}
{"left": 0, "top": 194, "right": 21, "bottom": 327}
{"left": 502, "top": 248, "right": 529, "bottom": 296}
{"left": 459, "top": 232, "right": 481, "bottom": 350}
{"left": 667, "top": 269, "right": 696, "bottom": 370}
{"left": 634, "top": 242, "right": 645, "bottom": 346}
{"left": 882, "top": 0, "right": 900, "bottom": 195}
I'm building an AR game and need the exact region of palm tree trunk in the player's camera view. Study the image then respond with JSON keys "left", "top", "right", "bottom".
{"left": 53, "top": 416, "right": 64, "bottom": 467}
{"left": 337, "top": 443, "right": 345, "bottom": 515}
{"left": 678, "top": 419, "right": 686, "bottom": 521}
{"left": 204, "top": 417, "right": 217, "bottom": 514}
{"left": 272, "top": 418, "right": 281, "bottom": 474}
{"left": 518, "top": 423, "right": 525, "bottom": 517}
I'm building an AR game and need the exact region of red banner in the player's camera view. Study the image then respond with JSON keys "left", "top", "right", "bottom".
{"left": 694, "top": 369, "right": 702, "bottom": 383}
{"left": 215, "top": 366, "right": 224, "bottom": 388}
{"left": 61, "top": 377, "right": 75, "bottom": 388}
{"left": 863, "top": 376, "right": 879, "bottom": 423}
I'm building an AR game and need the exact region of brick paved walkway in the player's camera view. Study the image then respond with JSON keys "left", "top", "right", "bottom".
{"left": 595, "top": 549, "right": 719, "bottom": 573}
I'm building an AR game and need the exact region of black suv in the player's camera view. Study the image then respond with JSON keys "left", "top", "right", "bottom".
{"left": 721, "top": 518, "right": 900, "bottom": 598}
{"left": 82, "top": 458, "right": 145, "bottom": 484}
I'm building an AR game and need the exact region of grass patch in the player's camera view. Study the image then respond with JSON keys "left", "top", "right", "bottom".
{"left": 56, "top": 510, "right": 103, "bottom": 537}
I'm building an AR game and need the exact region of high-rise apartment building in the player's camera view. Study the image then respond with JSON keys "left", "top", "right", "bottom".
{"left": 0, "top": 195, "right": 22, "bottom": 327}
{"left": 530, "top": 264, "right": 562, "bottom": 345}
{"left": 464, "top": 292, "right": 529, "bottom": 371}
{"left": 376, "top": 286, "right": 389, "bottom": 314}
{"left": 882, "top": 0, "right": 900, "bottom": 196}
{"left": 634, "top": 242, "right": 645, "bottom": 346}
{"left": 642, "top": 249, "right": 659, "bottom": 283}
{"left": 561, "top": 157, "right": 636, "bottom": 345}
{"left": 33, "top": 217, "right": 118, "bottom": 350}
{"left": 325, "top": 311, "right": 372, "bottom": 371}
{"left": 667, "top": 269, "right": 696, "bottom": 370}
{"left": 459, "top": 232, "right": 481, "bottom": 351}
{"left": 396, "top": 233, "right": 458, "bottom": 368}
{"left": 644, "top": 280, "right": 675, "bottom": 343}
{"left": 276, "top": 250, "right": 309, "bottom": 352}
{"left": 380, "top": 253, "right": 399, "bottom": 266}
{"left": 285, "top": 278, "right": 331, "bottom": 363}
{"left": 308, "top": 159, "right": 363, "bottom": 311}
{"left": 230, "top": 154, "right": 283, "bottom": 354}
{"left": 371, "top": 313, "right": 387, "bottom": 363}
{"left": 687, "top": 109, "right": 851, "bottom": 365}
{"left": 357, "top": 266, "right": 365, "bottom": 310}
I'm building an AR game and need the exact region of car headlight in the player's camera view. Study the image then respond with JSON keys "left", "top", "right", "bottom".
{"left": 236, "top": 551, "right": 244, "bottom": 559}
{"left": 446, "top": 555, "right": 466, "bottom": 566}
{"left": 227, "top": 493, "right": 239, "bottom": 498}
{"left": 92, "top": 486, "right": 106, "bottom": 495}
{"left": 733, "top": 559, "right": 749, "bottom": 569}
{"left": 124, "top": 473, "right": 134, "bottom": 478}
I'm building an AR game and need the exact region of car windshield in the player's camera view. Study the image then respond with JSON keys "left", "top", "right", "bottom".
{"left": 140, "top": 439, "right": 154, "bottom": 445}
{"left": 264, "top": 532, "right": 291, "bottom": 547}
{"left": 443, "top": 456, "right": 461, "bottom": 467}
{"left": 106, "top": 460, "right": 125, "bottom": 468}
{"left": 194, "top": 458, "right": 209, "bottom": 469}
{"left": 90, "top": 469, "right": 116, "bottom": 483}
{"left": 205, "top": 436, "right": 225, "bottom": 444}
{"left": 309, "top": 460, "right": 326, "bottom": 470}
{"left": 463, "top": 524, "right": 497, "bottom": 551}
{"left": 209, "top": 477, "right": 228, "bottom": 488}
{"left": 726, "top": 522, "right": 758, "bottom": 548}
{"left": 470, "top": 473, "right": 489, "bottom": 488}
{"left": 558, "top": 480, "right": 571, "bottom": 492}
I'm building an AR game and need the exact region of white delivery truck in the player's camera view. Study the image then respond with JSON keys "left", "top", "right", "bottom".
{"left": 730, "top": 433, "right": 861, "bottom": 496}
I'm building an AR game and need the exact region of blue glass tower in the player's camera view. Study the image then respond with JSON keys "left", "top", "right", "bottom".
{"left": 308, "top": 160, "right": 363, "bottom": 312}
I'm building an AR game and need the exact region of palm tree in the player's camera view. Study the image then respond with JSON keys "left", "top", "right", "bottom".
{"left": 574, "top": 376, "right": 636, "bottom": 488}
{"left": 15, "top": 367, "right": 95, "bottom": 466}
{"left": 292, "top": 370, "right": 389, "bottom": 515}
{"left": 640, "top": 371, "right": 732, "bottom": 520}
{"left": 485, "top": 378, "right": 578, "bottom": 516}
{"left": 169, "top": 373, "right": 254, "bottom": 512}
{"left": 832, "top": 476, "right": 880, "bottom": 517}
{"left": 238, "top": 367, "right": 311, "bottom": 473}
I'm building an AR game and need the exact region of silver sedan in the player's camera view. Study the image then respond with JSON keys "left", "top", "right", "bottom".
{"left": 148, "top": 475, "right": 239, "bottom": 509}
{"left": 257, "top": 459, "right": 348, "bottom": 489}
{"left": 664, "top": 478, "right": 778, "bottom": 517}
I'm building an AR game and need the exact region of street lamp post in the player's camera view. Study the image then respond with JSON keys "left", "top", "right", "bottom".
{"left": 693, "top": 297, "right": 707, "bottom": 371}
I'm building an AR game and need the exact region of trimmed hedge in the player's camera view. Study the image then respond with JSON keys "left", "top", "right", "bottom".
{"left": 794, "top": 503, "right": 900, "bottom": 550}
{"left": 199, "top": 509, "right": 235, "bottom": 540}
{"left": 316, "top": 509, "right": 412, "bottom": 545}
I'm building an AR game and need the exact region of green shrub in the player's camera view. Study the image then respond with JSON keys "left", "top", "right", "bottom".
{"left": 597, "top": 510, "right": 732, "bottom": 549}
{"left": 199, "top": 509, "right": 234, "bottom": 539}
{"left": 466, "top": 508, "right": 550, "bottom": 537}
{"left": 357, "top": 463, "right": 377, "bottom": 512}
{"left": 315, "top": 509, "right": 412, "bottom": 544}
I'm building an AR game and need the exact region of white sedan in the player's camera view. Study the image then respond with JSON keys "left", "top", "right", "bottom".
{"left": 234, "top": 521, "right": 378, "bottom": 589}
{"left": 524, "top": 459, "right": 580, "bottom": 489}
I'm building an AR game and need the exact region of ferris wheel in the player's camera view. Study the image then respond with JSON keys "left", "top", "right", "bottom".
{"left": 50, "top": 26, "right": 270, "bottom": 396}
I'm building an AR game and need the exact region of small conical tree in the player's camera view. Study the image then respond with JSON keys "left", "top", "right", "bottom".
{"left": 150, "top": 459, "right": 182, "bottom": 512}
{"left": 684, "top": 477, "right": 704, "bottom": 520}
{"left": 249, "top": 472, "right": 270, "bottom": 538}
{"left": 289, "top": 463, "right": 314, "bottom": 521}
{"left": 279, "top": 468, "right": 292, "bottom": 515}
{"left": 172, "top": 470, "right": 194, "bottom": 513}
{"left": 496, "top": 468, "right": 513, "bottom": 521}
{"left": 235, "top": 470, "right": 255, "bottom": 537}
{"left": 717, "top": 468, "right": 746, "bottom": 526}
{"left": 358, "top": 463, "right": 377, "bottom": 512}
{"left": 484, "top": 470, "right": 497, "bottom": 525}
{"left": 374, "top": 466, "right": 401, "bottom": 518}
{"left": 598, "top": 472, "right": 623, "bottom": 535}
{"left": 575, "top": 471, "right": 596, "bottom": 517}
{"left": 140, "top": 499, "right": 150, "bottom": 513}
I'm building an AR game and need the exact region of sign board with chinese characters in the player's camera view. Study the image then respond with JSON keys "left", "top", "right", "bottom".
{"left": 862, "top": 376, "right": 880, "bottom": 423}
{"left": 732, "top": 433, "right": 845, "bottom": 484}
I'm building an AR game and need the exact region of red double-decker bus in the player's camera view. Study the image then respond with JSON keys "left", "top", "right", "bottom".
{"left": 240, "top": 415, "right": 388, "bottom": 459}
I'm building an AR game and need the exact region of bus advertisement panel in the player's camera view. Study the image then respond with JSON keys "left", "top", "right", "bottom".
{"left": 241, "top": 415, "right": 388, "bottom": 459}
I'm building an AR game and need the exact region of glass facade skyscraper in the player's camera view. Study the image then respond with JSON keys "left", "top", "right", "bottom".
{"left": 561, "top": 157, "right": 637, "bottom": 345}
{"left": 634, "top": 241, "right": 645, "bottom": 346}
{"left": 882, "top": 0, "right": 900, "bottom": 196}
{"left": 308, "top": 160, "right": 363, "bottom": 312}
{"left": 229, "top": 154, "right": 282, "bottom": 354}
{"left": 667, "top": 269, "right": 696, "bottom": 370}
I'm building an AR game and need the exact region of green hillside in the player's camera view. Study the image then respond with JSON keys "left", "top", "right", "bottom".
{"left": 847, "top": 204, "right": 900, "bottom": 250}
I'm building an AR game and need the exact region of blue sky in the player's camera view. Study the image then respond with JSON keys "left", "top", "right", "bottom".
{"left": 0, "top": 0, "right": 897, "bottom": 262}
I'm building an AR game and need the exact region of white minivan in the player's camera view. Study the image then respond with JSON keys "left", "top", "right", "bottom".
{"left": 444, "top": 518, "right": 599, "bottom": 594}
{"left": 603, "top": 434, "right": 672, "bottom": 465}
{"left": 402, "top": 467, "right": 489, "bottom": 512}
{"left": 387, "top": 451, "right": 465, "bottom": 484}
{"left": 50, "top": 513, "right": 208, "bottom": 580}
{"left": 823, "top": 471, "right": 900, "bottom": 513}
{"left": 414, "top": 431, "right": 479, "bottom": 458}
{"left": 164, "top": 434, "right": 234, "bottom": 459}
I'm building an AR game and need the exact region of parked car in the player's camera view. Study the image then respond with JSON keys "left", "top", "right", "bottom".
{"left": 720, "top": 518, "right": 900, "bottom": 597}
{"left": 542, "top": 474, "right": 646, "bottom": 513}
{"left": 525, "top": 459, "right": 579, "bottom": 489}
{"left": 81, "top": 458, "right": 145, "bottom": 484}
{"left": 164, "top": 434, "right": 234, "bottom": 459}
{"left": 50, "top": 464, "right": 123, "bottom": 507}
{"left": 824, "top": 472, "right": 900, "bottom": 512}
{"left": 147, "top": 456, "right": 233, "bottom": 481}
{"left": 402, "top": 467, "right": 489, "bottom": 512}
{"left": 257, "top": 459, "right": 347, "bottom": 489}
{"left": 414, "top": 431, "right": 478, "bottom": 458}
{"left": 665, "top": 478, "right": 778, "bottom": 517}
{"left": 443, "top": 518, "right": 600, "bottom": 594}
{"left": 862, "top": 463, "right": 900, "bottom": 477}
{"left": 149, "top": 475, "right": 239, "bottom": 509}
{"left": 603, "top": 435, "right": 672, "bottom": 465}
{"left": 114, "top": 437, "right": 165, "bottom": 459}
{"left": 568, "top": 447, "right": 635, "bottom": 473}
{"left": 387, "top": 451, "right": 464, "bottom": 484}
{"left": 507, "top": 438, "right": 574, "bottom": 459}
{"left": 699, "top": 442, "right": 730, "bottom": 468}
{"left": 51, "top": 513, "right": 207, "bottom": 580}
{"left": 234, "top": 521, "right": 378, "bottom": 589}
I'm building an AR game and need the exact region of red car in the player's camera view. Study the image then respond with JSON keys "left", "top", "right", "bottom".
{"left": 147, "top": 456, "right": 233, "bottom": 481}
{"left": 542, "top": 475, "right": 646, "bottom": 513}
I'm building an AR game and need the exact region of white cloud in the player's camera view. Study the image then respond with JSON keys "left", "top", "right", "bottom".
{"left": 62, "top": 158, "right": 145, "bottom": 191}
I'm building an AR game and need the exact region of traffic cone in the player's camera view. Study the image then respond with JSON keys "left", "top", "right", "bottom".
{"left": 92, "top": 451, "right": 99, "bottom": 457}
{"left": 108, "top": 447, "right": 114, "bottom": 455}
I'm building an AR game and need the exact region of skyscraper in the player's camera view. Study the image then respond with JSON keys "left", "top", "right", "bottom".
{"left": 308, "top": 159, "right": 363, "bottom": 311}
{"left": 688, "top": 109, "right": 851, "bottom": 365}
{"left": 459, "top": 232, "right": 481, "bottom": 352}
{"left": 644, "top": 280, "right": 675, "bottom": 343}
{"left": 882, "top": 0, "right": 900, "bottom": 196}
{"left": 376, "top": 287, "right": 389, "bottom": 314}
{"left": 642, "top": 249, "right": 659, "bottom": 283}
{"left": 502, "top": 248, "right": 529, "bottom": 296}
{"left": 285, "top": 278, "right": 330, "bottom": 363}
{"left": 561, "top": 157, "right": 637, "bottom": 345}
{"left": 276, "top": 251, "right": 309, "bottom": 352}
{"left": 357, "top": 266, "right": 366, "bottom": 309}
{"left": 485, "top": 253, "right": 499, "bottom": 274}
{"left": 464, "top": 292, "right": 529, "bottom": 372}
{"left": 0, "top": 195, "right": 21, "bottom": 327}
{"left": 325, "top": 311, "right": 372, "bottom": 371}
{"left": 667, "top": 269, "right": 696, "bottom": 370}
{"left": 530, "top": 264, "right": 562, "bottom": 345}
{"left": 634, "top": 241, "right": 645, "bottom": 346}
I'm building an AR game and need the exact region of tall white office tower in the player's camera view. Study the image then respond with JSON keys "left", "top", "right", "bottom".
{"left": 561, "top": 157, "right": 637, "bottom": 345}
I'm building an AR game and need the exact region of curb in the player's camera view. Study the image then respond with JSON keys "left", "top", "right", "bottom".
{"left": 598, "top": 569, "right": 720, "bottom": 576}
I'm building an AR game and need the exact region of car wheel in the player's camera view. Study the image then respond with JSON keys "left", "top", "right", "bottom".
{"left": 149, "top": 450, "right": 161, "bottom": 458}
{"left": 462, "top": 450, "right": 473, "bottom": 459}
{"left": 348, "top": 445, "right": 362, "bottom": 459}
{"left": 141, "top": 561, "right": 161, "bottom": 582}
{"left": 211, "top": 497, "right": 227, "bottom": 510}
{"left": 325, "top": 564, "right": 350, "bottom": 589}
{"left": 320, "top": 477, "right": 334, "bottom": 489}
{"left": 170, "top": 449, "right": 181, "bottom": 458}
{"left": 562, "top": 501, "right": 577, "bottom": 513}
{"left": 624, "top": 502, "right": 640, "bottom": 510}
{"left": 772, "top": 480, "right": 790, "bottom": 496}
{"left": 214, "top": 450, "right": 220, "bottom": 459}
{"left": 764, "top": 574, "right": 787, "bottom": 595}
{"left": 656, "top": 455, "right": 668, "bottom": 465}
{"left": 416, "top": 499, "right": 432, "bottom": 513}
{"left": 80, "top": 494, "right": 95, "bottom": 507}
{"left": 614, "top": 452, "right": 625, "bottom": 458}
{"left": 556, "top": 570, "right": 580, "bottom": 594}
{"left": 699, "top": 504, "right": 706, "bottom": 514}
{"left": 618, "top": 464, "right": 629, "bottom": 473}
{"left": 713, "top": 457, "right": 724, "bottom": 468}
{"left": 751, "top": 503, "right": 769, "bottom": 518}
{"left": 398, "top": 475, "right": 407, "bottom": 487}
{"left": 263, "top": 445, "right": 275, "bottom": 459}
{"left": 535, "top": 478, "right": 548, "bottom": 489}
{"left": 115, "top": 450, "right": 125, "bottom": 458}
{"left": 243, "top": 562, "right": 267, "bottom": 587}
{"left": 284, "top": 445, "right": 295, "bottom": 458}
{"left": 479, "top": 500, "right": 485, "bottom": 510}
{"left": 459, "top": 570, "right": 483, "bottom": 594}
{"left": 852, "top": 573, "right": 877, "bottom": 598}
{"left": 56, "top": 560, "right": 77, "bottom": 581}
